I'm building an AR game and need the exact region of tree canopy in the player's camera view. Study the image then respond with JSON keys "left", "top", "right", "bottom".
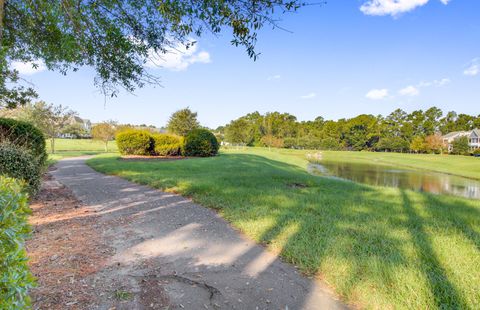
{"left": 167, "top": 107, "right": 199, "bottom": 136}
{"left": 0, "top": 0, "right": 306, "bottom": 107}
{"left": 219, "top": 107, "right": 480, "bottom": 153}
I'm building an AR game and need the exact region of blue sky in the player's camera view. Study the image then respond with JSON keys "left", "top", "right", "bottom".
{"left": 12, "top": 0, "right": 480, "bottom": 128}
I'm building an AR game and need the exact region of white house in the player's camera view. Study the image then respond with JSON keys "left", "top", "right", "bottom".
{"left": 442, "top": 129, "right": 480, "bottom": 152}
{"left": 59, "top": 116, "right": 92, "bottom": 138}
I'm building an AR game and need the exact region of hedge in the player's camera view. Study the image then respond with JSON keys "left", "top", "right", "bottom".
{"left": 0, "top": 118, "right": 47, "bottom": 167}
{"left": 0, "top": 176, "right": 35, "bottom": 309}
{"left": 152, "top": 134, "right": 183, "bottom": 156}
{"left": 0, "top": 144, "right": 42, "bottom": 196}
{"left": 183, "top": 129, "right": 219, "bottom": 157}
{"left": 116, "top": 130, "right": 154, "bottom": 155}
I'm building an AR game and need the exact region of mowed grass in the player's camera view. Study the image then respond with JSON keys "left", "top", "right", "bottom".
{"left": 46, "top": 138, "right": 118, "bottom": 162}
{"left": 87, "top": 148, "right": 480, "bottom": 309}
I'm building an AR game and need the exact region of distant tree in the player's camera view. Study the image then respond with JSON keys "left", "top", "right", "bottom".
{"left": 225, "top": 118, "right": 254, "bottom": 146}
{"left": 320, "top": 137, "right": 340, "bottom": 150}
{"left": 167, "top": 108, "right": 200, "bottom": 136}
{"left": 455, "top": 114, "right": 476, "bottom": 131}
{"left": 376, "top": 137, "right": 409, "bottom": 153}
{"left": 424, "top": 134, "right": 444, "bottom": 154}
{"left": 439, "top": 111, "right": 458, "bottom": 134}
{"left": 1, "top": 101, "right": 75, "bottom": 153}
{"left": 410, "top": 136, "right": 426, "bottom": 153}
{"left": 91, "top": 122, "right": 116, "bottom": 152}
{"left": 260, "top": 134, "right": 284, "bottom": 149}
{"left": 343, "top": 114, "right": 379, "bottom": 151}
{"left": 474, "top": 115, "right": 480, "bottom": 129}
{"left": 423, "top": 107, "right": 443, "bottom": 135}
{"left": 451, "top": 136, "right": 470, "bottom": 155}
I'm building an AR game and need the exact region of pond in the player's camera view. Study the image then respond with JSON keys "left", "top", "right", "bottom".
{"left": 308, "top": 160, "right": 480, "bottom": 200}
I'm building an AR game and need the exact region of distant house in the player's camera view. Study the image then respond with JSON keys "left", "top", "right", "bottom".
{"left": 60, "top": 116, "right": 92, "bottom": 138}
{"left": 442, "top": 129, "right": 480, "bottom": 152}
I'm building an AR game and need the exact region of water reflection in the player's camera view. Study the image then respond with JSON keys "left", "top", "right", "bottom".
{"left": 308, "top": 161, "right": 480, "bottom": 200}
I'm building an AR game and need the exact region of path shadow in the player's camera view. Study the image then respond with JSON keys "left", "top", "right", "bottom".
{"left": 43, "top": 154, "right": 480, "bottom": 309}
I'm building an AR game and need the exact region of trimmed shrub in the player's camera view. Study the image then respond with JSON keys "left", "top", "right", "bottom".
{"left": 0, "top": 144, "right": 41, "bottom": 196}
{"left": 0, "top": 176, "right": 35, "bottom": 309}
{"left": 0, "top": 118, "right": 47, "bottom": 167}
{"left": 473, "top": 149, "right": 480, "bottom": 155}
{"left": 183, "top": 129, "right": 219, "bottom": 157}
{"left": 116, "top": 130, "right": 154, "bottom": 155}
{"left": 152, "top": 134, "right": 183, "bottom": 156}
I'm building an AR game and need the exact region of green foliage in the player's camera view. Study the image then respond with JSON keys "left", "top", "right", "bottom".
{"left": 221, "top": 107, "right": 480, "bottom": 153}
{"left": 225, "top": 118, "right": 253, "bottom": 145}
{"left": 0, "top": 176, "right": 35, "bottom": 309}
{"left": 167, "top": 108, "right": 200, "bottom": 136}
{"left": 183, "top": 129, "right": 219, "bottom": 157}
{"left": 91, "top": 122, "right": 116, "bottom": 152}
{"left": 452, "top": 136, "right": 470, "bottom": 155}
{"left": 2, "top": 1, "right": 305, "bottom": 104}
{"left": 152, "top": 134, "right": 183, "bottom": 156}
{"left": 410, "top": 136, "right": 426, "bottom": 153}
{"left": 473, "top": 148, "right": 480, "bottom": 155}
{"left": 0, "top": 144, "right": 42, "bottom": 196}
{"left": 376, "top": 137, "right": 410, "bottom": 152}
{"left": 115, "top": 130, "right": 153, "bottom": 156}
{"left": 0, "top": 117, "right": 47, "bottom": 167}
{"left": 320, "top": 137, "right": 341, "bottom": 150}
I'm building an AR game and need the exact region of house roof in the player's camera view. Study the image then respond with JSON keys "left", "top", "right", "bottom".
{"left": 442, "top": 131, "right": 467, "bottom": 139}
{"left": 472, "top": 129, "right": 480, "bottom": 137}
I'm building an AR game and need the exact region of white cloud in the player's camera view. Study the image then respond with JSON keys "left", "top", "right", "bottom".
{"left": 146, "top": 42, "right": 211, "bottom": 71}
{"left": 365, "top": 88, "right": 389, "bottom": 100}
{"left": 464, "top": 58, "right": 479, "bottom": 76}
{"left": 360, "top": 0, "right": 450, "bottom": 17}
{"left": 399, "top": 85, "right": 419, "bottom": 96}
{"left": 300, "top": 92, "right": 317, "bottom": 100}
{"left": 267, "top": 74, "right": 281, "bottom": 81}
{"left": 11, "top": 61, "right": 46, "bottom": 75}
{"left": 418, "top": 78, "right": 450, "bottom": 88}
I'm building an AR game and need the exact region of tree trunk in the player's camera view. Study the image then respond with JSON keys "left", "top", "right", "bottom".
{"left": 105, "top": 140, "right": 108, "bottom": 152}
{"left": 51, "top": 138, "right": 55, "bottom": 154}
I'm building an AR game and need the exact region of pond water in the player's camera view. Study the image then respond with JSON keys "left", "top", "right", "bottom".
{"left": 308, "top": 161, "right": 480, "bottom": 200}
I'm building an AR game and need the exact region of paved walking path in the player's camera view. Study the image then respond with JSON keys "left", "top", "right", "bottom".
{"left": 52, "top": 157, "right": 347, "bottom": 310}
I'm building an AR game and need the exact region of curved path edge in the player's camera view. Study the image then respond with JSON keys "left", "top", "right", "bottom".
{"left": 51, "top": 156, "right": 348, "bottom": 310}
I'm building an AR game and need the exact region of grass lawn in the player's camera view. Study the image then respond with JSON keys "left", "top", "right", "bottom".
{"left": 87, "top": 148, "right": 480, "bottom": 309}
{"left": 46, "top": 138, "right": 118, "bottom": 163}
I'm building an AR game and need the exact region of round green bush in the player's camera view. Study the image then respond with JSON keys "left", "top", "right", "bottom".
{"left": 152, "top": 134, "right": 183, "bottom": 156}
{"left": 0, "top": 144, "right": 41, "bottom": 196}
{"left": 116, "top": 130, "right": 154, "bottom": 155}
{"left": 0, "top": 118, "right": 47, "bottom": 167}
{"left": 183, "top": 129, "right": 219, "bottom": 157}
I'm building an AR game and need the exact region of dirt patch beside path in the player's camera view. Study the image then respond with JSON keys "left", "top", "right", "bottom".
{"left": 26, "top": 171, "right": 170, "bottom": 309}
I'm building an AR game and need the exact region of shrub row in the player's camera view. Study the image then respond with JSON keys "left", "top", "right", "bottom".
{"left": 0, "top": 118, "right": 47, "bottom": 196}
{"left": 0, "top": 144, "right": 42, "bottom": 196}
{"left": 0, "top": 176, "right": 35, "bottom": 309}
{"left": 116, "top": 129, "right": 218, "bottom": 157}
{"left": 0, "top": 117, "right": 47, "bottom": 167}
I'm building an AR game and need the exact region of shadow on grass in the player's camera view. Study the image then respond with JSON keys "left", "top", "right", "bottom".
{"left": 400, "top": 190, "right": 467, "bottom": 309}
{"left": 84, "top": 153, "right": 479, "bottom": 308}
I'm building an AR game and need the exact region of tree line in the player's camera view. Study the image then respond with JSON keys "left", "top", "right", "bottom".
{"left": 217, "top": 107, "right": 480, "bottom": 153}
